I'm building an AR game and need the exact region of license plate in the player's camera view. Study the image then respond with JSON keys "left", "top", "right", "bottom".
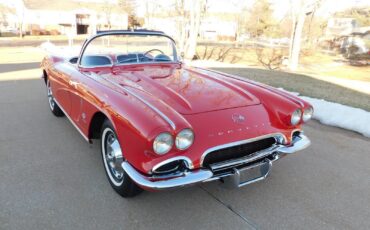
{"left": 223, "top": 159, "right": 272, "bottom": 188}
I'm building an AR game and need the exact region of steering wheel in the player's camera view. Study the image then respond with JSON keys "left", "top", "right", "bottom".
{"left": 143, "top": 49, "right": 165, "bottom": 57}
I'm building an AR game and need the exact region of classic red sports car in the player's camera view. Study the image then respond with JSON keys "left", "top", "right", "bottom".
{"left": 41, "top": 30, "right": 313, "bottom": 197}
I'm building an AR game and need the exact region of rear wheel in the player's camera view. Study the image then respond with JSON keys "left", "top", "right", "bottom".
{"left": 46, "top": 80, "right": 64, "bottom": 117}
{"left": 101, "top": 120, "right": 142, "bottom": 197}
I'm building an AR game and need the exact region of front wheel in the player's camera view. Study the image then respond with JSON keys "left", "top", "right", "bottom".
{"left": 46, "top": 80, "right": 64, "bottom": 117}
{"left": 101, "top": 120, "right": 142, "bottom": 197}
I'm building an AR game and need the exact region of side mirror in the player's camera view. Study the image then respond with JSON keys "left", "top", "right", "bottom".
{"left": 69, "top": 57, "right": 78, "bottom": 64}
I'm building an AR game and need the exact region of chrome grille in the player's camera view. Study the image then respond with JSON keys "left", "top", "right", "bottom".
{"left": 202, "top": 137, "right": 276, "bottom": 168}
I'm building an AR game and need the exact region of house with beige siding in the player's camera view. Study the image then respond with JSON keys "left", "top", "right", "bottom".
{"left": 0, "top": 0, "right": 128, "bottom": 36}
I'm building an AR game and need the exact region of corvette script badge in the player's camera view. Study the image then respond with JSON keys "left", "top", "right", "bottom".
{"left": 232, "top": 114, "right": 245, "bottom": 123}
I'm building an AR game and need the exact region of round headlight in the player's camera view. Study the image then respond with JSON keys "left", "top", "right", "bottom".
{"left": 291, "top": 109, "right": 302, "bottom": 125}
{"left": 153, "top": 132, "right": 173, "bottom": 155}
{"left": 175, "top": 129, "right": 194, "bottom": 150}
{"left": 302, "top": 106, "right": 314, "bottom": 122}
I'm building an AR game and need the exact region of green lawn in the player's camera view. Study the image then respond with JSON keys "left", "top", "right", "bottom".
{"left": 213, "top": 67, "right": 370, "bottom": 111}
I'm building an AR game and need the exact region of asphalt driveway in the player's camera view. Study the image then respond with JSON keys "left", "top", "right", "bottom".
{"left": 0, "top": 78, "right": 369, "bottom": 230}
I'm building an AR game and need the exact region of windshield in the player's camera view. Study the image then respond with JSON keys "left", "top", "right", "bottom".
{"left": 79, "top": 33, "right": 177, "bottom": 67}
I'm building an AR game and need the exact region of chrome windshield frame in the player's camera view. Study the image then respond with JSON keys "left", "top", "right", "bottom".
{"left": 77, "top": 31, "right": 179, "bottom": 69}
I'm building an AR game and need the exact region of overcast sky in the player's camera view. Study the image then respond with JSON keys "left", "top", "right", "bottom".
{"left": 136, "top": 0, "right": 370, "bottom": 19}
{"left": 1, "top": 0, "right": 369, "bottom": 19}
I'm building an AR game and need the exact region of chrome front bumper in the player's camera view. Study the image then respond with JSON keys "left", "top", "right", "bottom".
{"left": 121, "top": 134, "right": 311, "bottom": 190}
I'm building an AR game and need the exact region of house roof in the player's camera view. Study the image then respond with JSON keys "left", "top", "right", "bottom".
{"left": 0, "top": 4, "right": 15, "bottom": 14}
{"left": 23, "top": 0, "right": 126, "bottom": 14}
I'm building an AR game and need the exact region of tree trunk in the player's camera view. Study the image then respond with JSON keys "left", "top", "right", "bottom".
{"left": 288, "top": 0, "right": 296, "bottom": 60}
{"left": 16, "top": 5, "right": 24, "bottom": 39}
{"left": 289, "top": 11, "right": 305, "bottom": 71}
{"left": 184, "top": 0, "right": 202, "bottom": 60}
{"left": 178, "top": 18, "right": 187, "bottom": 56}
{"left": 145, "top": 0, "right": 150, "bottom": 28}
{"left": 19, "top": 22, "right": 23, "bottom": 38}
{"left": 174, "top": 0, "right": 186, "bottom": 57}
{"left": 289, "top": 0, "right": 320, "bottom": 70}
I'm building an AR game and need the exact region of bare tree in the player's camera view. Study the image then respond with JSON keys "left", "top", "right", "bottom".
{"left": 230, "top": 0, "right": 249, "bottom": 41}
{"left": 288, "top": 0, "right": 321, "bottom": 70}
{"left": 142, "top": 0, "right": 160, "bottom": 29}
{"left": 0, "top": 10, "right": 8, "bottom": 32}
{"left": 119, "top": 0, "right": 136, "bottom": 13}
{"left": 173, "top": 0, "right": 206, "bottom": 60}
{"left": 242, "top": 0, "right": 284, "bottom": 69}
{"left": 256, "top": 47, "right": 284, "bottom": 70}
{"left": 244, "top": 0, "right": 276, "bottom": 38}
{"left": 101, "top": 0, "right": 138, "bottom": 30}
{"left": 119, "top": 0, "right": 142, "bottom": 29}
{"left": 173, "top": 0, "right": 186, "bottom": 56}
{"left": 15, "top": 3, "right": 25, "bottom": 38}
{"left": 102, "top": 0, "right": 113, "bottom": 29}
{"left": 184, "top": 0, "right": 203, "bottom": 59}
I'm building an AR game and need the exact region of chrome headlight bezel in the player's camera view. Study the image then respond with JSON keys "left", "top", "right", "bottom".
{"left": 302, "top": 106, "right": 314, "bottom": 122}
{"left": 153, "top": 132, "right": 174, "bottom": 155}
{"left": 291, "top": 109, "right": 302, "bottom": 126}
{"left": 175, "top": 129, "right": 194, "bottom": 150}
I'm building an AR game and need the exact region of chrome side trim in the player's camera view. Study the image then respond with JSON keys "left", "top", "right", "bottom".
{"left": 152, "top": 156, "right": 194, "bottom": 174}
{"left": 115, "top": 61, "right": 180, "bottom": 67}
{"left": 200, "top": 133, "right": 285, "bottom": 167}
{"left": 124, "top": 87, "right": 176, "bottom": 130}
{"left": 54, "top": 99, "right": 90, "bottom": 142}
{"left": 79, "top": 64, "right": 113, "bottom": 69}
{"left": 103, "top": 77, "right": 176, "bottom": 130}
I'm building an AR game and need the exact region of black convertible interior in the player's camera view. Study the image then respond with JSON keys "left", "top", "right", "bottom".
{"left": 80, "top": 55, "right": 113, "bottom": 67}
{"left": 74, "top": 53, "right": 172, "bottom": 67}
{"left": 116, "top": 53, "right": 171, "bottom": 64}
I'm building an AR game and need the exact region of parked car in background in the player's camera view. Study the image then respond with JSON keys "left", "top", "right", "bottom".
{"left": 341, "top": 33, "right": 370, "bottom": 65}
{"left": 41, "top": 30, "right": 313, "bottom": 197}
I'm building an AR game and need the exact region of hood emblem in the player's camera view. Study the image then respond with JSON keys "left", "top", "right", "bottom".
{"left": 232, "top": 114, "right": 245, "bottom": 123}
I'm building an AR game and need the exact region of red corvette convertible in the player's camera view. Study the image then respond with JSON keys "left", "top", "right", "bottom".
{"left": 41, "top": 30, "right": 313, "bottom": 197}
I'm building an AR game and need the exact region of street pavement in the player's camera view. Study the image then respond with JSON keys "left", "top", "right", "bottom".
{"left": 0, "top": 77, "right": 369, "bottom": 230}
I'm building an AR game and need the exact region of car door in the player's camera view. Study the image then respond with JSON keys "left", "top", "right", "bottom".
{"left": 50, "top": 63, "right": 72, "bottom": 113}
{"left": 67, "top": 66, "right": 90, "bottom": 134}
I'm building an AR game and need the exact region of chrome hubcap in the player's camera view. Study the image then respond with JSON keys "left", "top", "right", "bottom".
{"left": 103, "top": 129, "right": 124, "bottom": 185}
{"left": 47, "top": 81, "right": 55, "bottom": 110}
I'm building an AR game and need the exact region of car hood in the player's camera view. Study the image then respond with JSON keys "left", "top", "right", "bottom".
{"left": 102, "top": 64, "right": 260, "bottom": 115}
